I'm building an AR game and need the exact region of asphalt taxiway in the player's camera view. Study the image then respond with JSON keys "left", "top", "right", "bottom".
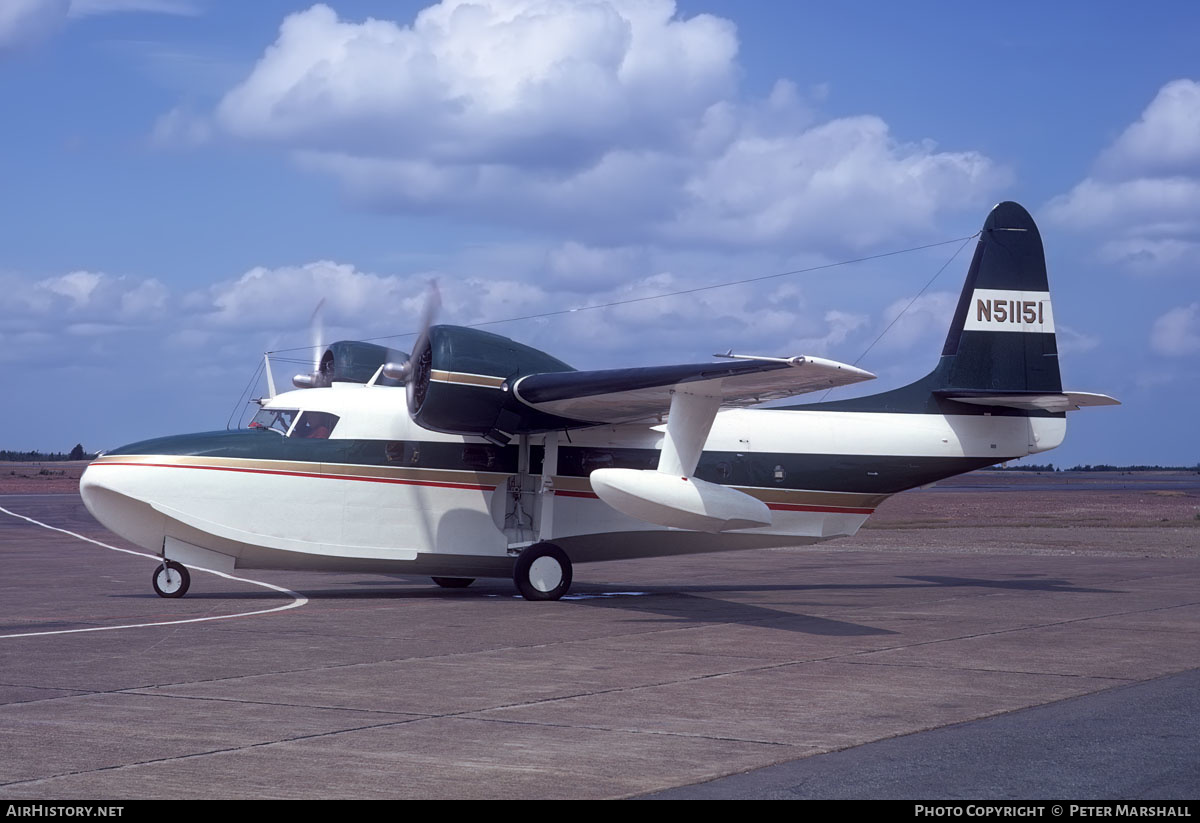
{"left": 2, "top": 493, "right": 1198, "bottom": 799}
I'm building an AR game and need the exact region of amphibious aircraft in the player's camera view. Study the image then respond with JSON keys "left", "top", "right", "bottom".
{"left": 80, "top": 202, "right": 1117, "bottom": 600}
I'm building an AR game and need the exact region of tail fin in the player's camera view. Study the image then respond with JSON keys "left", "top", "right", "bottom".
{"left": 938, "top": 201, "right": 1061, "bottom": 394}
{"left": 789, "top": 201, "right": 1075, "bottom": 415}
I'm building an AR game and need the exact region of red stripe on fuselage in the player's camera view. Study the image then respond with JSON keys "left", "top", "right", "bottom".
{"left": 89, "top": 461, "right": 497, "bottom": 492}
{"left": 93, "top": 462, "right": 876, "bottom": 513}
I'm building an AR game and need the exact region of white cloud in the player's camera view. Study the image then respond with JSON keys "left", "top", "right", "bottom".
{"left": 1055, "top": 323, "right": 1100, "bottom": 355}
{"left": 217, "top": 1, "right": 736, "bottom": 163}
{"left": 1151, "top": 303, "right": 1200, "bottom": 356}
{"left": 542, "top": 242, "right": 651, "bottom": 292}
{"left": 1046, "top": 79, "right": 1200, "bottom": 275}
{"left": 0, "top": 270, "right": 170, "bottom": 369}
{"left": 195, "top": 1, "right": 1006, "bottom": 254}
{"left": 0, "top": 270, "right": 167, "bottom": 324}
{"left": 199, "top": 260, "right": 423, "bottom": 331}
{"left": 784, "top": 309, "right": 868, "bottom": 356}
{"left": 1096, "top": 79, "right": 1200, "bottom": 180}
{"left": 41, "top": 270, "right": 103, "bottom": 308}
{"left": 0, "top": 0, "right": 69, "bottom": 53}
{"left": 874, "top": 291, "right": 957, "bottom": 352}
{"left": 150, "top": 106, "right": 213, "bottom": 147}
{"left": 663, "top": 117, "right": 1004, "bottom": 251}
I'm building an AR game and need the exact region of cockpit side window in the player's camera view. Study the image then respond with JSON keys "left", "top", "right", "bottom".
{"left": 250, "top": 408, "right": 298, "bottom": 435}
{"left": 291, "top": 411, "right": 340, "bottom": 439}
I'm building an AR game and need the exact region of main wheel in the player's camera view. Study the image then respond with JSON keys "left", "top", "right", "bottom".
{"left": 513, "top": 543, "right": 572, "bottom": 601}
{"left": 152, "top": 560, "right": 190, "bottom": 598}
{"left": 431, "top": 576, "right": 475, "bottom": 589}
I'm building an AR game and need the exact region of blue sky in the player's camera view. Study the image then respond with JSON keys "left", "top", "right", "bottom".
{"left": 1, "top": 0, "right": 1197, "bottom": 466}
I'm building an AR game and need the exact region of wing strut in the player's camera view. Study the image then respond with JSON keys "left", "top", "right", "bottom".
{"left": 658, "top": 389, "right": 721, "bottom": 476}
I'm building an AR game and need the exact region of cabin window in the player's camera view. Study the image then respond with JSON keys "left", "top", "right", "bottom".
{"left": 581, "top": 451, "right": 614, "bottom": 473}
{"left": 291, "top": 411, "right": 340, "bottom": 439}
{"left": 385, "top": 441, "right": 421, "bottom": 465}
{"left": 249, "top": 408, "right": 298, "bottom": 435}
{"left": 462, "top": 444, "right": 498, "bottom": 470}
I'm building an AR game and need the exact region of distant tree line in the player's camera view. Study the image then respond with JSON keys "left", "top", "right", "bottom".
{"left": 990, "top": 462, "right": 1200, "bottom": 472}
{"left": 0, "top": 444, "right": 97, "bottom": 462}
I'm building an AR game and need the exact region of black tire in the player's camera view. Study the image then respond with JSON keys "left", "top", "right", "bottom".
{"left": 513, "top": 543, "right": 572, "bottom": 601}
{"left": 431, "top": 576, "right": 474, "bottom": 589}
{"left": 152, "top": 560, "right": 190, "bottom": 598}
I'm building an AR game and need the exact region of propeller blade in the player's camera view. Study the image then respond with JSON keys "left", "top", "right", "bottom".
{"left": 293, "top": 298, "right": 329, "bottom": 388}
{"left": 310, "top": 298, "right": 326, "bottom": 373}
{"left": 383, "top": 281, "right": 440, "bottom": 382}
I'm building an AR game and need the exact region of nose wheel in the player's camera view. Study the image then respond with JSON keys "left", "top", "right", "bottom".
{"left": 152, "top": 560, "right": 191, "bottom": 598}
{"left": 513, "top": 543, "right": 572, "bottom": 601}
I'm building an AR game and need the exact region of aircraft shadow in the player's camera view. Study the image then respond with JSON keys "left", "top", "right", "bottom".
{"left": 107, "top": 574, "right": 1119, "bottom": 636}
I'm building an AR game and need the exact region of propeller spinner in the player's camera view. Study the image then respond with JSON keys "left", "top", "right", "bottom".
{"left": 382, "top": 283, "right": 441, "bottom": 407}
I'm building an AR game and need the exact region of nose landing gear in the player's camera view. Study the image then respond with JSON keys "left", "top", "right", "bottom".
{"left": 152, "top": 560, "right": 190, "bottom": 598}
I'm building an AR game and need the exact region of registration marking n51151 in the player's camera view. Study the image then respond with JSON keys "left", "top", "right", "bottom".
{"left": 963, "top": 289, "right": 1054, "bottom": 333}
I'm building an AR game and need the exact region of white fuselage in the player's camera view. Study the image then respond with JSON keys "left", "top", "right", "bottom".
{"left": 79, "top": 383, "right": 1065, "bottom": 578}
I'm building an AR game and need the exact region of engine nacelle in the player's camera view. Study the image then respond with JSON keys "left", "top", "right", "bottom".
{"left": 408, "top": 326, "right": 580, "bottom": 442}
{"left": 293, "top": 340, "right": 411, "bottom": 389}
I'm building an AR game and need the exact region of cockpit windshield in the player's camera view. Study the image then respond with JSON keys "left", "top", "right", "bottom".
{"left": 249, "top": 408, "right": 298, "bottom": 435}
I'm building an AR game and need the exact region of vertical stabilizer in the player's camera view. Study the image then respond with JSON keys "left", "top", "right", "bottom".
{"left": 785, "top": 201, "right": 1065, "bottom": 414}
{"left": 939, "top": 201, "right": 1061, "bottom": 394}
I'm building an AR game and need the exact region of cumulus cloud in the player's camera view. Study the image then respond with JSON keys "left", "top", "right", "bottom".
{"left": 0, "top": 270, "right": 169, "bottom": 365}
{"left": 873, "top": 291, "right": 957, "bottom": 352}
{"left": 1095, "top": 80, "right": 1200, "bottom": 180}
{"left": 1151, "top": 302, "right": 1200, "bottom": 356}
{"left": 1046, "top": 79, "right": 1200, "bottom": 274}
{"left": 0, "top": 270, "right": 167, "bottom": 326}
{"left": 194, "top": 1, "right": 1006, "bottom": 254}
{"left": 664, "top": 117, "right": 1003, "bottom": 251}
{"left": 217, "top": 1, "right": 736, "bottom": 164}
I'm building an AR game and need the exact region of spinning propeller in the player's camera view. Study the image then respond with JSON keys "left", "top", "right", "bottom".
{"left": 382, "top": 283, "right": 440, "bottom": 412}
{"left": 291, "top": 299, "right": 329, "bottom": 389}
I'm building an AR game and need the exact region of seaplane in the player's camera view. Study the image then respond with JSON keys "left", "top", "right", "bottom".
{"left": 80, "top": 202, "right": 1118, "bottom": 601}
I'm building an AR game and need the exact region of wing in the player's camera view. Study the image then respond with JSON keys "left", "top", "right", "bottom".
{"left": 513, "top": 355, "right": 875, "bottom": 425}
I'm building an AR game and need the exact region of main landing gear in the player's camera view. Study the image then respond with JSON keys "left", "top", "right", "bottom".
{"left": 513, "top": 542, "right": 572, "bottom": 601}
{"left": 152, "top": 560, "right": 190, "bottom": 598}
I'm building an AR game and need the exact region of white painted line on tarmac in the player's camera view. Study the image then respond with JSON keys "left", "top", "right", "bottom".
{"left": 0, "top": 505, "right": 308, "bottom": 639}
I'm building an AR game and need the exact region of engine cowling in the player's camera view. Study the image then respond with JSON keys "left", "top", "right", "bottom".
{"left": 295, "top": 340, "right": 411, "bottom": 388}
{"left": 407, "top": 325, "right": 581, "bottom": 442}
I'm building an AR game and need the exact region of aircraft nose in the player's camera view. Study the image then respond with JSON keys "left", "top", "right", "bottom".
{"left": 79, "top": 460, "right": 166, "bottom": 552}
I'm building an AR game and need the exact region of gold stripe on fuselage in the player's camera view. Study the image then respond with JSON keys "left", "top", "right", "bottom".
{"left": 89, "top": 454, "right": 887, "bottom": 510}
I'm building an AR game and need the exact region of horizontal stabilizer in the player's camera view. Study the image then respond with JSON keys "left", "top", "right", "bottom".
{"left": 513, "top": 356, "right": 874, "bottom": 424}
{"left": 936, "top": 390, "right": 1120, "bottom": 413}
